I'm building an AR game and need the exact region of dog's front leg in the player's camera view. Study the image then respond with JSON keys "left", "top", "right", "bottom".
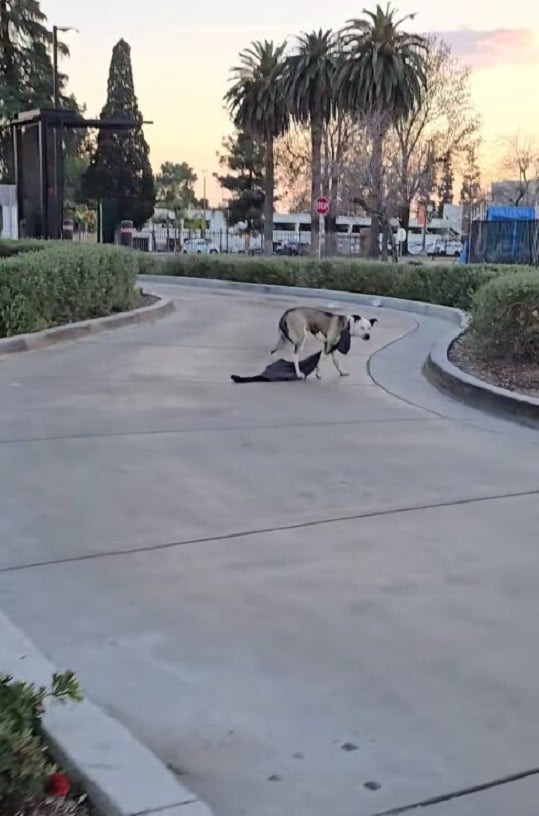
{"left": 331, "top": 351, "right": 349, "bottom": 377}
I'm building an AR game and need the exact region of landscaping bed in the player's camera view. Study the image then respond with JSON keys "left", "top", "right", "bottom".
{"left": 449, "top": 333, "right": 539, "bottom": 397}
{"left": 0, "top": 672, "right": 91, "bottom": 816}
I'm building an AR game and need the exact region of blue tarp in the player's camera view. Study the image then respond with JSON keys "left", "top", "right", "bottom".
{"left": 486, "top": 206, "right": 535, "bottom": 221}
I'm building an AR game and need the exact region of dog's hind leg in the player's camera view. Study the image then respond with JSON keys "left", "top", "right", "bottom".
{"left": 270, "top": 333, "right": 286, "bottom": 356}
{"left": 293, "top": 336, "right": 308, "bottom": 379}
{"left": 331, "top": 351, "right": 348, "bottom": 377}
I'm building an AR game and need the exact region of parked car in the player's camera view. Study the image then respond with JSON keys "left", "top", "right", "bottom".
{"left": 274, "top": 240, "right": 309, "bottom": 256}
{"left": 182, "top": 238, "right": 219, "bottom": 255}
{"left": 434, "top": 239, "right": 463, "bottom": 257}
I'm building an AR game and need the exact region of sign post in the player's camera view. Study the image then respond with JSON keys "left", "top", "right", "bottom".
{"left": 314, "top": 196, "right": 330, "bottom": 258}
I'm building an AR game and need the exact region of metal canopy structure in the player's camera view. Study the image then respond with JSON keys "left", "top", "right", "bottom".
{"left": 10, "top": 108, "right": 147, "bottom": 240}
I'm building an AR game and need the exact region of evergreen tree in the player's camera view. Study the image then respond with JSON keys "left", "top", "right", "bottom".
{"left": 82, "top": 39, "right": 155, "bottom": 242}
{"left": 216, "top": 130, "right": 265, "bottom": 231}
{"left": 436, "top": 151, "right": 454, "bottom": 217}
{"left": 0, "top": 0, "right": 73, "bottom": 180}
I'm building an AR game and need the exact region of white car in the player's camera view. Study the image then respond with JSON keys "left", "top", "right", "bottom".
{"left": 434, "top": 239, "right": 463, "bottom": 257}
{"left": 182, "top": 238, "right": 219, "bottom": 255}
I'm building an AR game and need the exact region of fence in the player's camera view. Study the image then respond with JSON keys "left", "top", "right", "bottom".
{"left": 469, "top": 219, "right": 539, "bottom": 265}
{"left": 68, "top": 224, "right": 379, "bottom": 258}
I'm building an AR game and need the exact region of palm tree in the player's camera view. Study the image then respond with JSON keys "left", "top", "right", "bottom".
{"left": 336, "top": 4, "right": 428, "bottom": 257}
{"left": 225, "top": 41, "right": 289, "bottom": 256}
{"left": 284, "top": 30, "right": 338, "bottom": 256}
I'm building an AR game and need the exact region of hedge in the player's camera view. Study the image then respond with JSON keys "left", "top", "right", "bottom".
{"left": 0, "top": 243, "right": 142, "bottom": 337}
{"left": 0, "top": 239, "right": 48, "bottom": 257}
{"left": 470, "top": 270, "right": 539, "bottom": 362}
{"left": 152, "top": 254, "right": 520, "bottom": 311}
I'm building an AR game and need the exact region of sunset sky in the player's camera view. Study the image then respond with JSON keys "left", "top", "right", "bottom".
{"left": 46, "top": 0, "right": 539, "bottom": 204}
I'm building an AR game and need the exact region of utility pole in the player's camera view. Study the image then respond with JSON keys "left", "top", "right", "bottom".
{"left": 202, "top": 169, "right": 207, "bottom": 238}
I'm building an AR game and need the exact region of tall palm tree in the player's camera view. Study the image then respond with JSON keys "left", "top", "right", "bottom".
{"left": 284, "top": 30, "right": 338, "bottom": 256}
{"left": 336, "top": 4, "right": 428, "bottom": 257}
{"left": 225, "top": 40, "right": 289, "bottom": 256}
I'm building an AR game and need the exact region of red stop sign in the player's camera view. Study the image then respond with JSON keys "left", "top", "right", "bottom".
{"left": 315, "top": 196, "right": 330, "bottom": 216}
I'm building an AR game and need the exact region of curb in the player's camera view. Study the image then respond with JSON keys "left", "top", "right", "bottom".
{"left": 138, "top": 274, "right": 464, "bottom": 324}
{"left": 0, "top": 610, "right": 215, "bottom": 816}
{"left": 143, "top": 274, "right": 539, "bottom": 426}
{"left": 424, "top": 322, "right": 539, "bottom": 428}
{"left": 0, "top": 294, "right": 175, "bottom": 358}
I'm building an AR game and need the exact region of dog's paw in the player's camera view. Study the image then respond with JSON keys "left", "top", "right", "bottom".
{"left": 339, "top": 371, "right": 350, "bottom": 378}
{"left": 315, "top": 372, "right": 322, "bottom": 380}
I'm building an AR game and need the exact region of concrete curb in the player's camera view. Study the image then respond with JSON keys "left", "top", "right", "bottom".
{"left": 0, "top": 294, "right": 175, "bottom": 358}
{"left": 0, "top": 610, "right": 215, "bottom": 816}
{"left": 425, "top": 321, "right": 539, "bottom": 428}
{"left": 143, "top": 273, "right": 539, "bottom": 426}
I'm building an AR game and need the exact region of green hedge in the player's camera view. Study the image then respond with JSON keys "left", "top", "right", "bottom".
{"left": 0, "top": 239, "right": 48, "bottom": 257}
{"left": 152, "top": 255, "right": 520, "bottom": 311}
{"left": 470, "top": 270, "right": 539, "bottom": 362}
{"left": 0, "top": 244, "right": 142, "bottom": 337}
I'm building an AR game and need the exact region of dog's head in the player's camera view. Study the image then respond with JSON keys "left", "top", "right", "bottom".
{"left": 349, "top": 314, "right": 378, "bottom": 341}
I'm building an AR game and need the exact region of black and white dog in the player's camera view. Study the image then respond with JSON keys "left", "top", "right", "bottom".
{"left": 271, "top": 306, "right": 377, "bottom": 379}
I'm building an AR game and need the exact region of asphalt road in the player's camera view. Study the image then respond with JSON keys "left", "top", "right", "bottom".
{"left": 1, "top": 283, "right": 538, "bottom": 816}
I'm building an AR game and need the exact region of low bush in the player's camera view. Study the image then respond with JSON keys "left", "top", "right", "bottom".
{"left": 470, "top": 270, "right": 539, "bottom": 362}
{"left": 153, "top": 254, "right": 518, "bottom": 311}
{"left": 0, "top": 239, "right": 48, "bottom": 257}
{"left": 0, "top": 244, "right": 143, "bottom": 337}
{"left": 0, "top": 671, "right": 82, "bottom": 814}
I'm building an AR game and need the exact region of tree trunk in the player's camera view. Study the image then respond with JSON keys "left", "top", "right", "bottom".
{"left": 326, "top": 163, "right": 341, "bottom": 257}
{"left": 310, "top": 118, "right": 323, "bottom": 257}
{"left": 263, "top": 135, "right": 274, "bottom": 257}
{"left": 398, "top": 201, "right": 411, "bottom": 255}
{"left": 368, "top": 117, "right": 390, "bottom": 259}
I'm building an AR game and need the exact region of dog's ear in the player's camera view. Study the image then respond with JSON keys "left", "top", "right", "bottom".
{"left": 351, "top": 314, "right": 361, "bottom": 322}
{"left": 369, "top": 318, "right": 378, "bottom": 327}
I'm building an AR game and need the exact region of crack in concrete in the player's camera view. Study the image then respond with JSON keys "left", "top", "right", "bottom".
{"left": 0, "top": 415, "right": 439, "bottom": 447}
{"left": 1, "top": 486, "right": 538, "bottom": 575}
{"left": 371, "top": 765, "right": 539, "bottom": 814}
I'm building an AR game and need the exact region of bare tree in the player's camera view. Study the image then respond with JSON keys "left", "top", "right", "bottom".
{"left": 496, "top": 133, "right": 539, "bottom": 207}
{"left": 392, "top": 35, "right": 480, "bottom": 252}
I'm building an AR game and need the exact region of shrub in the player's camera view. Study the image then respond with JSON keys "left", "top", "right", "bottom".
{"left": 153, "top": 254, "right": 516, "bottom": 311}
{"left": 470, "top": 270, "right": 539, "bottom": 362}
{"left": 0, "top": 244, "right": 142, "bottom": 337}
{"left": 0, "top": 671, "right": 82, "bottom": 814}
{"left": 0, "top": 240, "right": 48, "bottom": 257}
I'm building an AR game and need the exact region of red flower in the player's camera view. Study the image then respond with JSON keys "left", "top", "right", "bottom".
{"left": 45, "top": 772, "right": 70, "bottom": 797}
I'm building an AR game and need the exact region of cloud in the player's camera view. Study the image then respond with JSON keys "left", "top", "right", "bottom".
{"left": 434, "top": 28, "right": 539, "bottom": 68}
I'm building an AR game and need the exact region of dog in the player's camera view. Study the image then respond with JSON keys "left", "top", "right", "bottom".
{"left": 271, "top": 307, "right": 377, "bottom": 379}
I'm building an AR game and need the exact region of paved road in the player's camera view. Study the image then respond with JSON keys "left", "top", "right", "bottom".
{"left": 1, "top": 283, "right": 539, "bottom": 816}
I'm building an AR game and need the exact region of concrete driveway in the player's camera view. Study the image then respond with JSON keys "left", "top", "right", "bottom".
{"left": 1, "top": 282, "right": 539, "bottom": 816}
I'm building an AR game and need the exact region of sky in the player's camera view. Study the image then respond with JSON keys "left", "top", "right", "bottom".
{"left": 45, "top": 0, "right": 539, "bottom": 205}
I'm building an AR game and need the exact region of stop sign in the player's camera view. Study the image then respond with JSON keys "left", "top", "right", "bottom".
{"left": 314, "top": 196, "right": 330, "bottom": 217}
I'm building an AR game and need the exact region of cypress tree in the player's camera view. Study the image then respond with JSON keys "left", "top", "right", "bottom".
{"left": 83, "top": 39, "right": 155, "bottom": 242}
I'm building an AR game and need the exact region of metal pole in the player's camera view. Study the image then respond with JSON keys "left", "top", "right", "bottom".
{"left": 52, "top": 26, "right": 59, "bottom": 108}
{"left": 51, "top": 26, "right": 59, "bottom": 238}
{"left": 202, "top": 171, "right": 207, "bottom": 238}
